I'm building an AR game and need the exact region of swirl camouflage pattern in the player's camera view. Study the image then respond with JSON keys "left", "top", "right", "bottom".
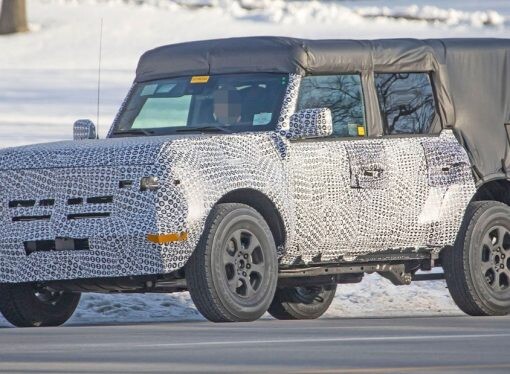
{"left": 0, "top": 71, "right": 477, "bottom": 283}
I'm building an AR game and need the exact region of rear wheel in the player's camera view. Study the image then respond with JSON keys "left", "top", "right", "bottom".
{"left": 268, "top": 284, "right": 337, "bottom": 320}
{"left": 186, "top": 203, "right": 278, "bottom": 322}
{"left": 0, "top": 283, "right": 80, "bottom": 327}
{"left": 443, "top": 201, "right": 510, "bottom": 316}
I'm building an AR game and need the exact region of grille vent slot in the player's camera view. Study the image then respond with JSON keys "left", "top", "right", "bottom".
{"left": 68, "top": 198, "right": 83, "bottom": 205}
{"left": 24, "top": 238, "right": 90, "bottom": 255}
{"left": 39, "top": 199, "right": 55, "bottom": 207}
{"left": 9, "top": 199, "right": 55, "bottom": 208}
{"left": 9, "top": 200, "right": 36, "bottom": 208}
{"left": 119, "top": 180, "right": 133, "bottom": 189}
{"left": 68, "top": 212, "right": 111, "bottom": 220}
{"left": 10, "top": 195, "right": 114, "bottom": 222}
{"left": 12, "top": 215, "right": 51, "bottom": 222}
{"left": 87, "top": 196, "right": 113, "bottom": 204}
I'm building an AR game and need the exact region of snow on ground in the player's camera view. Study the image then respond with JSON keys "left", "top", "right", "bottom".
{"left": 0, "top": 0, "right": 504, "bottom": 326}
{"left": 65, "top": 274, "right": 459, "bottom": 326}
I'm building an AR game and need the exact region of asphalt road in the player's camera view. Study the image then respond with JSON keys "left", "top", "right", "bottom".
{"left": 1, "top": 316, "right": 510, "bottom": 373}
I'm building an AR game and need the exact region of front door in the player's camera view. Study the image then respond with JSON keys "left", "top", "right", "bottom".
{"left": 287, "top": 73, "right": 390, "bottom": 263}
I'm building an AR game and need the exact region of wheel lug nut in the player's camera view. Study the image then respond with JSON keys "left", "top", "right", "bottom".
{"left": 246, "top": 264, "right": 251, "bottom": 269}
{"left": 244, "top": 254, "right": 248, "bottom": 259}
{"left": 242, "top": 272, "right": 247, "bottom": 276}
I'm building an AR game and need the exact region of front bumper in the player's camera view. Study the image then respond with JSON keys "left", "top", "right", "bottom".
{"left": 0, "top": 166, "right": 193, "bottom": 283}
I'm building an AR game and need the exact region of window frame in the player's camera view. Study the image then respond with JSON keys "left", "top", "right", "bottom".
{"left": 374, "top": 71, "right": 442, "bottom": 138}
{"left": 295, "top": 73, "right": 369, "bottom": 140}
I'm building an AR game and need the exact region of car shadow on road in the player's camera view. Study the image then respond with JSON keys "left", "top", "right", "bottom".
{"left": 0, "top": 312, "right": 474, "bottom": 329}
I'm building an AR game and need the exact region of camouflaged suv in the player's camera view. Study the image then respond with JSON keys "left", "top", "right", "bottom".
{"left": 1, "top": 37, "right": 510, "bottom": 327}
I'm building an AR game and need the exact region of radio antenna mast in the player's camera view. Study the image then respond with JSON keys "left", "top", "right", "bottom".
{"left": 96, "top": 18, "right": 103, "bottom": 139}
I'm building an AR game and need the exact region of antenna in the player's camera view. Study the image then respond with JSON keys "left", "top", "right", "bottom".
{"left": 96, "top": 18, "right": 103, "bottom": 139}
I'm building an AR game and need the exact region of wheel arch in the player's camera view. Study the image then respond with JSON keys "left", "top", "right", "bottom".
{"left": 471, "top": 179, "right": 510, "bottom": 206}
{"left": 216, "top": 189, "right": 286, "bottom": 249}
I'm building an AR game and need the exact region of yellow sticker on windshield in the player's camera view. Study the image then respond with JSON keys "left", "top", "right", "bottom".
{"left": 357, "top": 126, "right": 366, "bottom": 137}
{"left": 191, "top": 76, "right": 210, "bottom": 84}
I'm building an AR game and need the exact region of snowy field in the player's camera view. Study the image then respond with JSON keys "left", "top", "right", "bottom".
{"left": 1, "top": 0, "right": 507, "bottom": 326}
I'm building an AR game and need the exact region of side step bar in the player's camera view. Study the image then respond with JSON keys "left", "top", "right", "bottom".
{"left": 279, "top": 263, "right": 445, "bottom": 286}
{"left": 279, "top": 263, "right": 413, "bottom": 285}
{"left": 412, "top": 272, "right": 445, "bottom": 281}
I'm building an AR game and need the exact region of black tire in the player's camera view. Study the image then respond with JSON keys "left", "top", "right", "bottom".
{"left": 0, "top": 283, "right": 80, "bottom": 327}
{"left": 186, "top": 203, "right": 278, "bottom": 322}
{"left": 443, "top": 200, "right": 510, "bottom": 316}
{"left": 268, "top": 284, "right": 337, "bottom": 320}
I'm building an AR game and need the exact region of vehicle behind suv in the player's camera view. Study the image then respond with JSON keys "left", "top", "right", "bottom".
{"left": 1, "top": 37, "right": 510, "bottom": 327}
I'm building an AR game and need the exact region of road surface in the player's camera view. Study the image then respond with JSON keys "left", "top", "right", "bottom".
{"left": 1, "top": 316, "right": 510, "bottom": 373}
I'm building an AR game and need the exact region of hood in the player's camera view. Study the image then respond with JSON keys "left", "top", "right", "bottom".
{"left": 0, "top": 135, "right": 196, "bottom": 170}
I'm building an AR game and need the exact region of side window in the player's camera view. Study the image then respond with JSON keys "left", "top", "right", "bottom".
{"left": 374, "top": 72, "right": 437, "bottom": 135}
{"left": 297, "top": 75, "right": 366, "bottom": 137}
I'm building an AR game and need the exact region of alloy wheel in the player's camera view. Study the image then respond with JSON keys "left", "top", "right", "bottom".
{"left": 223, "top": 229, "right": 265, "bottom": 299}
{"left": 480, "top": 225, "right": 510, "bottom": 292}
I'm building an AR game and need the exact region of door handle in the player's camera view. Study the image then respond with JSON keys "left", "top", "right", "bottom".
{"left": 363, "top": 169, "right": 382, "bottom": 178}
{"left": 441, "top": 162, "right": 467, "bottom": 172}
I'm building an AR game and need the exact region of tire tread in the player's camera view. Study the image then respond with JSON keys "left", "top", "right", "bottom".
{"left": 268, "top": 285, "right": 337, "bottom": 320}
{"left": 443, "top": 200, "right": 509, "bottom": 316}
{"left": 0, "top": 284, "right": 80, "bottom": 327}
{"left": 187, "top": 203, "right": 277, "bottom": 322}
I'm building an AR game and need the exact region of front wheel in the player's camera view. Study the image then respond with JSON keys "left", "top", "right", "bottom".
{"left": 0, "top": 283, "right": 80, "bottom": 327}
{"left": 268, "top": 284, "right": 337, "bottom": 320}
{"left": 443, "top": 201, "right": 510, "bottom": 316}
{"left": 186, "top": 203, "right": 278, "bottom": 322}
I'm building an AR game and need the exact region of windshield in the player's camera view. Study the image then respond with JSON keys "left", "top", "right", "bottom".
{"left": 111, "top": 73, "right": 289, "bottom": 137}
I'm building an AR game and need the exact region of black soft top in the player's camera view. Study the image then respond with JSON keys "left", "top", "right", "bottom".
{"left": 135, "top": 37, "right": 445, "bottom": 80}
{"left": 136, "top": 37, "right": 510, "bottom": 183}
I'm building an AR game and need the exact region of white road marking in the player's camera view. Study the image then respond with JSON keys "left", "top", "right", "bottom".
{"left": 132, "top": 333, "right": 510, "bottom": 348}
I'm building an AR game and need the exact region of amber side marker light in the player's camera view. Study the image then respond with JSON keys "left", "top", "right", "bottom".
{"left": 147, "top": 232, "right": 188, "bottom": 244}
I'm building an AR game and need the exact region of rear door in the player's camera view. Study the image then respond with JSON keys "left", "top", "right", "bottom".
{"left": 372, "top": 72, "right": 473, "bottom": 249}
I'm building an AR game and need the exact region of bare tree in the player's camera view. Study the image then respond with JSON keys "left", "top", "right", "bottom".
{"left": 0, "top": 0, "right": 28, "bottom": 35}
{"left": 375, "top": 73, "right": 435, "bottom": 134}
{"left": 298, "top": 75, "right": 365, "bottom": 136}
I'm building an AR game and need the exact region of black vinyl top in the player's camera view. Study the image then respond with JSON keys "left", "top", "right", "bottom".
{"left": 135, "top": 37, "right": 446, "bottom": 81}
{"left": 136, "top": 37, "right": 510, "bottom": 183}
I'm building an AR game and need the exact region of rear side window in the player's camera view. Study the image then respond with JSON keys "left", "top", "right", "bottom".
{"left": 374, "top": 73, "right": 437, "bottom": 135}
{"left": 297, "top": 75, "right": 366, "bottom": 137}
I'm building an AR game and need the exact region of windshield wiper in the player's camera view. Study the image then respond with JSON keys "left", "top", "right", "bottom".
{"left": 111, "top": 129, "right": 155, "bottom": 137}
{"left": 176, "top": 125, "right": 233, "bottom": 134}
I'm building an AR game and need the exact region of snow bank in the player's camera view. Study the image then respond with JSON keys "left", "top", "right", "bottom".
{"left": 0, "top": 274, "right": 459, "bottom": 327}
{"left": 357, "top": 5, "right": 505, "bottom": 27}
{"left": 67, "top": 274, "right": 461, "bottom": 325}
{"left": 42, "top": 0, "right": 507, "bottom": 27}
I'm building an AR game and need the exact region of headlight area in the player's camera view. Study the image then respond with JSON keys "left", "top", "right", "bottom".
{"left": 140, "top": 176, "right": 160, "bottom": 191}
{"left": 139, "top": 175, "right": 189, "bottom": 244}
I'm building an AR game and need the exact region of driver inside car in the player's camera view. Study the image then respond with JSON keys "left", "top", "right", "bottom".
{"left": 212, "top": 87, "right": 243, "bottom": 125}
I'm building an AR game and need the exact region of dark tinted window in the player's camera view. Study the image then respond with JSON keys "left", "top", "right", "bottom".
{"left": 375, "top": 73, "right": 437, "bottom": 135}
{"left": 297, "top": 75, "right": 366, "bottom": 137}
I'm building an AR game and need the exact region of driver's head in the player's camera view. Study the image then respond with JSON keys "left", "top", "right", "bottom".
{"left": 212, "top": 87, "right": 242, "bottom": 125}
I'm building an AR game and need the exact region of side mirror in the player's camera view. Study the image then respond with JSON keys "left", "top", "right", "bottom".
{"left": 283, "top": 108, "right": 333, "bottom": 140}
{"left": 73, "top": 119, "right": 97, "bottom": 140}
